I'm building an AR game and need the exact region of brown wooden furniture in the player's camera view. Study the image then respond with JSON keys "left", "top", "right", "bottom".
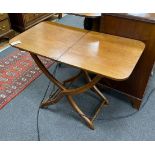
{"left": 74, "top": 13, "right": 155, "bottom": 110}
{"left": 9, "top": 13, "right": 61, "bottom": 32}
{"left": 71, "top": 13, "right": 101, "bottom": 18}
{"left": 99, "top": 13, "right": 155, "bottom": 109}
{"left": 0, "top": 13, "right": 14, "bottom": 39}
{"left": 9, "top": 22, "right": 144, "bottom": 129}
{"left": 70, "top": 13, "right": 101, "bottom": 31}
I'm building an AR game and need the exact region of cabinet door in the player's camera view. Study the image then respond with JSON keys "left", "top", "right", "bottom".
{"left": 23, "top": 13, "right": 36, "bottom": 24}
{"left": 23, "top": 13, "right": 46, "bottom": 25}
{"left": 0, "top": 19, "right": 10, "bottom": 35}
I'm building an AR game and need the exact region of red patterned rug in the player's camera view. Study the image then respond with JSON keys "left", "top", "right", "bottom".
{"left": 0, "top": 47, "right": 54, "bottom": 109}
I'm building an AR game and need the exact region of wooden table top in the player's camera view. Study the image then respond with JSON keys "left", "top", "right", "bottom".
{"left": 9, "top": 21, "right": 145, "bottom": 81}
{"left": 59, "top": 31, "right": 145, "bottom": 80}
{"left": 10, "top": 22, "right": 88, "bottom": 60}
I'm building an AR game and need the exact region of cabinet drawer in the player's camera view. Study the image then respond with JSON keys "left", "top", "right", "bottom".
{"left": 23, "top": 14, "right": 35, "bottom": 23}
{"left": 33, "top": 13, "right": 45, "bottom": 18}
{"left": 23, "top": 13, "right": 45, "bottom": 24}
{"left": 0, "top": 19, "right": 10, "bottom": 35}
{"left": 0, "top": 13, "right": 8, "bottom": 21}
{"left": 9, "top": 13, "right": 54, "bottom": 32}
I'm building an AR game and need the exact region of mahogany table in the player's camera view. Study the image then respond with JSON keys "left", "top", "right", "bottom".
{"left": 9, "top": 22, "right": 145, "bottom": 129}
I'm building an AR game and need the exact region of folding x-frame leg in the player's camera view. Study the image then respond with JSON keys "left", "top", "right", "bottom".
{"left": 30, "top": 53, "right": 109, "bottom": 129}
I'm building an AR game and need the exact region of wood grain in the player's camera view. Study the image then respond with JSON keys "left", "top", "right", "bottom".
{"left": 0, "top": 13, "right": 14, "bottom": 39}
{"left": 100, "top": 14, "right": 155, "bottom": 108}
{"left": 59, "top": 31, "right": 145, "bottom": 80}
{"left": 10, "top": 21, "right": 145, "bottom": 81}
{"left": 105, "top": 13, "right": 155, "bottom": 24}
{"left": 9, "top": 22, "right": 88, "bottom": 60}
{"left": 9, "top": 13, "right": 56, "bottom": 32}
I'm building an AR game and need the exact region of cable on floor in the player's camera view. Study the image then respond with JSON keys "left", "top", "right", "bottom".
{"left": 36, "top": 63, "right": 59, "bottom": 141}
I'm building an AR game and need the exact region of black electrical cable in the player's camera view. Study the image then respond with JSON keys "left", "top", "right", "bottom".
{"left": 36, "top": 63, "right": 59, "bottom": 141}
{"left": 36, "top": 80, "right": 51, "bottom": 141}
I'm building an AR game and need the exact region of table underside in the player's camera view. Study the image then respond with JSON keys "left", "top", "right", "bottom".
{"left": 31, "top": 53, "right": 109, "bottom": 129}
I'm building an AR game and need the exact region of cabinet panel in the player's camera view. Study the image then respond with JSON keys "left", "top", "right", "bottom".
{"left": 9, "top": 13, "right": 56, "bottom": 32}
{"left": 0, "top": 13, "right": 8, "bottom": 21}
{"left": 0, "top": 13, "right": 14, "bottom": 39}
{"left": 0, "top": 19, "right": 10, "bottom": 34}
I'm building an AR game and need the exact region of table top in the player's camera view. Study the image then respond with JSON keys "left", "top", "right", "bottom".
{"left": 59, "top": 31, "right": 144, "bottom": 80}
{"left": 9, "top": 22, "right": 145, "bottom": 81}
{"left": 10, "top": 22, "right": 88, "bottom": 60}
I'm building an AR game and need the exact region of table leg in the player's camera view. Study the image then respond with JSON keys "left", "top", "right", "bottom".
{"left": 83, "top": 70, "right": 109, "bottom": 104}
{"left": 66, "top": 95, "right": 95, "bottom": 129}
{"left": 30, "top": 53, "right": 109, "bottom": 129}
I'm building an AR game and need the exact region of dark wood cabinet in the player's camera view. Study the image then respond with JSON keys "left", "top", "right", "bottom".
{"left": 100, "top": 13, "right": 155, "bottom": 109}
{"left": 9, "top": 13, "right": 58, "bottom": 32}
{"left": 82, "top": 13, "right": 155, "bottom": 109}
{"left": 0, "top": 13, "right": 15, "bottom": 39}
